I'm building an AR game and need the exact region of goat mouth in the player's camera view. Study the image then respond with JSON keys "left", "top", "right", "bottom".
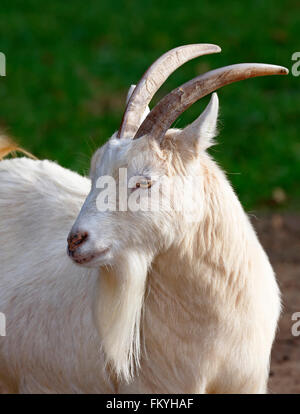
{"left": 71, "top": 247, "right": 111, "bottom": 265}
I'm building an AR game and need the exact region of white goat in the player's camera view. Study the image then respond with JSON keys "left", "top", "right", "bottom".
{"left": 0, "top": 44, "right": 288, "bottom": 393}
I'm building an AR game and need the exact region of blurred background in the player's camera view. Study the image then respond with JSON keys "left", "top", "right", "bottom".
{"left": 0, "top": 0, "right": 299, "bottom": 210}
{"left": 0, "top": 0, "right": 299, "bottom": 393}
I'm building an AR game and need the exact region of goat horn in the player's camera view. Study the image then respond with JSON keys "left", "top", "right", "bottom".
{"left": 117, "top": 44, "right": 221, "bottom": 139}
{"left": 134, "top": 63, "right": 289, "bottom": 141}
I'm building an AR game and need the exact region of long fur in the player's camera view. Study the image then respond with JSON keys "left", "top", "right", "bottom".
{"left": 94, "top": 250, "right": 150, "bottom": 382}
{"left": 0, "top": 94, "right": 280, "bottom": 393}
{"left": 0, "top": 156, "right": 116, "bottom": 393}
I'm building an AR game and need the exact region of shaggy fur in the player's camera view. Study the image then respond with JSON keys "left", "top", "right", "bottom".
{"left": 0, "top": 93, "right": 280, "bottom": 393}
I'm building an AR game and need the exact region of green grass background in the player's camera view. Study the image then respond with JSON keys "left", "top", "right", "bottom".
{"left": 0, "top": 0, "right": 299, "bottom": 210}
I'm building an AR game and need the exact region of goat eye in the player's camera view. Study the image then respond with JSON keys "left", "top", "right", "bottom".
{"left": 136, "top": 179, "right": 152, "bottom": 189}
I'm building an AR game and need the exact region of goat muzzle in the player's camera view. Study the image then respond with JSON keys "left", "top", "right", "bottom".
{"left": 67, "top": 231, "right": 89, "bottom": 255}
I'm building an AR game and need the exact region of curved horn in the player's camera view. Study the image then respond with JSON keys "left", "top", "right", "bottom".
{"left": 134, "top": 63, "right": 289, "bottom": 141}
{"left": 117, "top": 44, "right": 221, "bottom": 139}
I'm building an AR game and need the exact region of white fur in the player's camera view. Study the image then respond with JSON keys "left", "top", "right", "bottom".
{"left": 0, "top": 92, "right": 280, "bottom": 393}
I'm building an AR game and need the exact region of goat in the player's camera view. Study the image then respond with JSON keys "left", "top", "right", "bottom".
{"left": 0, "top": 44, "right": 288, "bottom": 393}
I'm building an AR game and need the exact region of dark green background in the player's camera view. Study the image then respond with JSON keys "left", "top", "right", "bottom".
{"left": 0, "top": 0, "right": 299, "bottom": 210}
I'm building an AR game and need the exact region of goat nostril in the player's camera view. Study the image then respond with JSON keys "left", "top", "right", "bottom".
{"left": 68, "top": 231, "right": 89, "bottom": 252}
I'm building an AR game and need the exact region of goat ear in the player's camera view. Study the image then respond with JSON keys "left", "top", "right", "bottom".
{"left": 126, "top": 85, "right": 150, "bottom": 124}
{"left": 179, "top": 92, "right": 219, "bottom": 150}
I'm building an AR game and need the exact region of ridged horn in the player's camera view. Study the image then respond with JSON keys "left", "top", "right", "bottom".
{"left": 134, "top": 63, "right": 289, "bottom": 142}
{"left": 117, "top": 44, "right": 221, "bottom": 138}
